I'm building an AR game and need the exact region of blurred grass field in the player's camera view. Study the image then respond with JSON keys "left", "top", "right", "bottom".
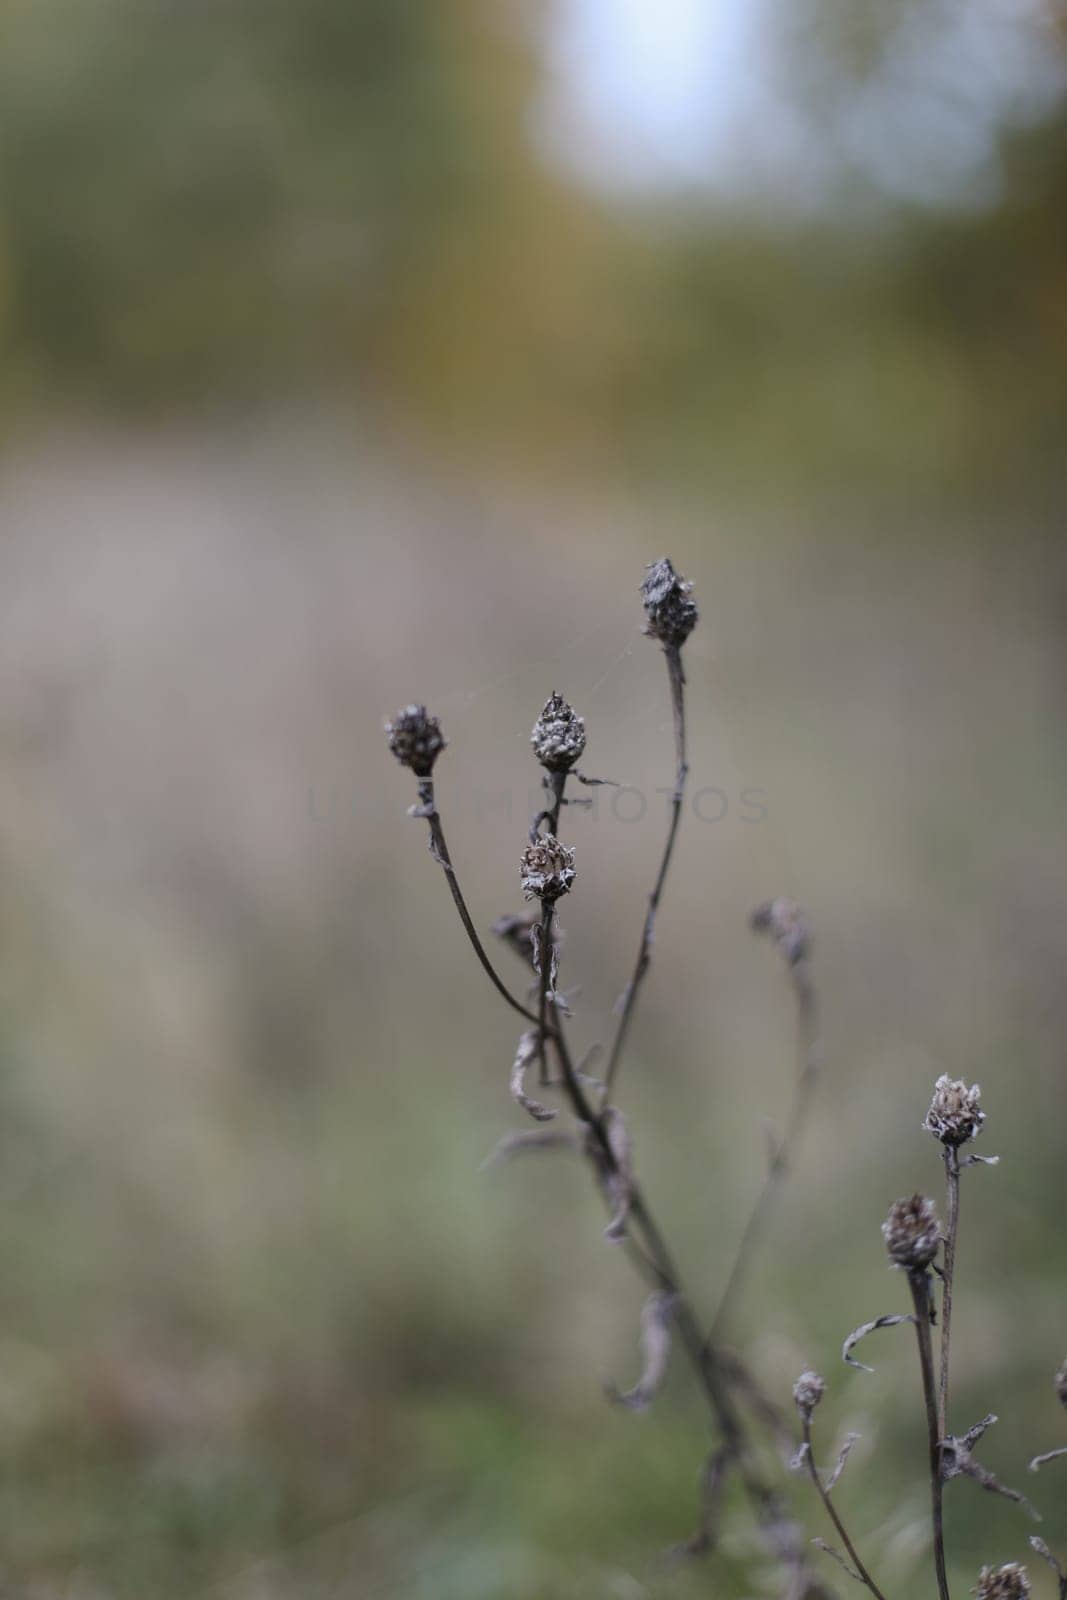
{"left": 0, "top": 2, "right": 1066, "bottom": 1595}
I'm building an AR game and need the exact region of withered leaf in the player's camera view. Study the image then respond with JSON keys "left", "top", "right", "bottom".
{"left": 607, "top": 1293, "right": 677, "bottom": 1412}
{"left": 510, "top": 1030, "right": 556, "bottom": 1123}
{"left": 842, "top": 1313, "right": 914, "bottom": 1372}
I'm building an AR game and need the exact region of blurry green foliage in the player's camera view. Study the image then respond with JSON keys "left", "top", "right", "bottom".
{"left": 0, "top": 0, "right": 1065, "bottom": 501}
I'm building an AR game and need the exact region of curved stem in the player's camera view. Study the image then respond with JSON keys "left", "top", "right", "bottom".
{"left": 909, "top": 1270, "right": 951, "bottom": 1600}
{"left": 415, "top": 777, "right": 544, "bottom": 1031}
{"left": 802, "top": 1418, "right": 890, "bottom": 1600}
{"left": 938, "top": 1144, "right": 960, "bottom": 1436}
{"left": 707, "top": 962, "right": 820, "bottom": 1344}
{"left": 602, "top": 643, "right": 688, "bottom": 1104}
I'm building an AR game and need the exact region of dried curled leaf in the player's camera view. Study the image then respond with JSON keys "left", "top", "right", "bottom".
{"left": 790, "top": 1440, "right": 811, "bottom": 1473}
{"left": 812, "top": 1538, "right": 864, "bottom": 1584}
{"left": 825, "top": 1433, "right": 860, "bottom": 1494}
{"left": 842, "top": 1313, "right": 914, "bottom": 1372}
{"left": 961, "top": 1153, "right": 1000, "bottom": 1167}
{"left": 940, "top": 1418, "right": 1041, "bottom": 1520}
{"left": 607, "top": 1293, "right": 677, "bottom": 1412}
{"left": 510, "top": 1030, "right": 556, "bottom": 1123}
{"left": 1030, "top": 1446, "right": 1067, "bottom": 1473}
{"left": 479, "top": 1128, "right": 580, "bottom": 1171}
{"left": 602, "top": 1107, "right": 633, "bottom": 1242}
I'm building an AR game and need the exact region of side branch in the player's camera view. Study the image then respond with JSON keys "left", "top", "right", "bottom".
{"left": 707, "top": 959, "right": 820, "bottom": 1344}
{"left": 414, "top": 777, "right": 544, "bottom": 1031}
{"left": 938, "top": 1144, "right": 961, "bottom": 1436}
{"left": 602, "top": 642, "right": 688, "bottom": 1103}
{"left": 909, "top": 1270, "right": 952, "bottom": 1600}
{"left": 801, "top": 1417, "right": 890, "bottom": 1600}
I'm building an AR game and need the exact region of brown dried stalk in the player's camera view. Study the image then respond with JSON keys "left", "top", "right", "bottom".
{"left": 708, "top": 906, "right": 819, "bottom": 1344}
{"left": 601, "top": 638, "right": 687, "bottom": 1105}
{"left": 939, "top": 1141, "right": 960, "bottom": 1436}
{"left": 797, "top": 1413, "right": 888, "bottom": 1599}
{"left": 907, "top": 1266, "right": 952, "bottom": 1600}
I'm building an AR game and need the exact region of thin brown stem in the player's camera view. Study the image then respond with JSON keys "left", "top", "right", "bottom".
{"left": 535, "top": 898, "right": 555, "bottom": 1086}
{"left": 707, "top": 962, "right": 820, "bottom": 1344}
{"left": 909, "top": 1269, "right": 951, "bottom": 1600}
{"left": 802, "top": 1417, "right": 890, "bottom": 1600}
{"left": 938, "top": 1144, "right": 960, "bottom": 1437}
{"left": 415, "top": 777, "right": 544, "bottom": 1032}
{"left": 602, "top": 643, "right": 688, "bottom": 1104}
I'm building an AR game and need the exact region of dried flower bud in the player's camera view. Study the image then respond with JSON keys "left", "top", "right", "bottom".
{"left": 752, "top": 898, "right": 812, "bottom": 967}
{"left": 1055, "top": 1358, "right": 1067, "bottom": 1409}
{"left": 641, "top": 557, "right": 698, "bottom": 648}
{"left": 385, "top": 704, "right": 446, "bottom": 776}
{"left": 923, "top": 1075, "right": 985, "bottom": 1146}
{"left": 520, "top": 835, "right": 576, "bottom": 902}
{"left": 531, "top": 692, "right": 586, "bottom": 772}
{"left": 793, "top": 1370, "right": 826, "bottom": 1421}
{"left": 976, "top": 1564, "right": 1031, "bottom": 1599}
{"left": 882, "top": 1194, "right": 940, "bottom": 1271}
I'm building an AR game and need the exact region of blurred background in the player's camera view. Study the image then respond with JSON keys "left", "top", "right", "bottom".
{"left": 0, "top": 1, "right": 1065, "bottom": 1594}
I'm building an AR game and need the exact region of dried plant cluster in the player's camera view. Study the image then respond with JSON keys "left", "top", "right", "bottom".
{"left": 387, "top": 559, "right": 1066, "bottom": 1599}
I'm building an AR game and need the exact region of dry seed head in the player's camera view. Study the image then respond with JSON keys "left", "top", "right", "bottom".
{"left": 520, "top": 835, "right": 576, "bottom": 902}
{"left": 1055, "top": 1358, "right": 1067, "bottom": 1409}
{"left": 882, "top": 1194, "right": 940, "bottom": 1270}
{"left": 924, "top": 1075, "right": 985, "bottom": 1146}
{"left": 385, "top": 704, "right": 447, "bottom": 776}
{"left": 975, "top": 1564, "right": 1031, "bottom": 1599}
{"left": 793, "top": 1370, "right": 825, "bottom": 1421}
{"left": 641, "top": 558, "right": 698, "bottom": 647}
{"left": 531, "top": 692, "right": 586, "bottom": 772}
{"left": 752, "top": 897, "right": 812, "bottom": 967}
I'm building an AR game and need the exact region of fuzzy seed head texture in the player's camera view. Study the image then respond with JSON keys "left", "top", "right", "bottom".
{"left": 793, "top": 1370, "right": 825, "bottom": 1420}
{"left": 976, "top": 1563, "right": 1031, "bottom": 1599}
{"left": 924, "top": 1074, "right": 985, "bottom": 1145}
{"left": 531, "top": 692, "right": 586, "bottom": 772}
{"left": 882, "top": 1193, "right": 940, "bottom": 1270}
{"left": 641, "top": 558, "right": 699, "bottom": 647}
{"left": 520, "top": 835, "right": 576, "bottom": 902}
{"left": 385, "top": 704, "right": 447, "bottom": 776}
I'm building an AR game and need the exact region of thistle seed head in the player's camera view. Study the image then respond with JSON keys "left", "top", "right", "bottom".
{"left": 882, "top": 1194, "right": 940, "bottom": 1271}
{"left": 520, "top": 835, "right": 576, "bottom": 902}
{"left": 924, "top": 1075, "right": 985, "bottom": 1146}
{"left": 793, "top": 1370, "right": 826, "bottom": 1421}
{"left": 1055, "top": 1358, "right": 1067, "bottom": 1409}
{"left": 641, "top": 558, "right": 698, "bottom": 648}
{"left": 385, "top": 704, "right": 446, "bottom": 776}
{"left": 531, "top": 692, "right": 586, "bottom": 772}
{"left": 752, "top": 898, "right": 812, "bottom": 967}
{"left": 976, "top": 1563, "right": 1031, "bottom": 1599}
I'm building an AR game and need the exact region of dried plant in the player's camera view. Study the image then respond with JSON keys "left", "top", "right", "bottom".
{"left": 387, "top": 558, "right": 1065, "bottom": 1598}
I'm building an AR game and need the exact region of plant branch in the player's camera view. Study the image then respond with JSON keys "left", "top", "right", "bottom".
{"left": 909, "top": 1269, "right": 951, "bottom": 1600}
{"left": 802, "top": 1417, "right": 890, "bottom": 1600}
{"left": 413, "top": 776, "right": 544, "bottom": 1031}
{"left": 938, "top": 1144, "right": 960, "bottom": 1437}
{"left": 707, "top": 959, "right": 820, "bottom": 1344}
{"left": 602, "top": 642, "right": 688, "bottom": 1104}
{"left": 415, "top": 768, "right": 807, "bottom": 1583}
